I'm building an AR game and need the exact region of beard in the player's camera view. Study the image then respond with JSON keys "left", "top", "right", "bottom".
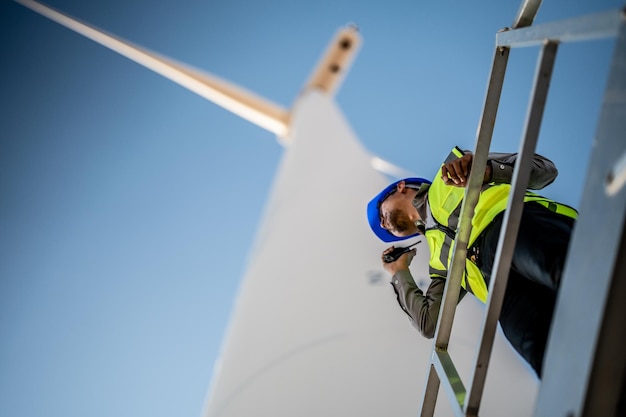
{"left": 387, "top": 209, "right": 414, "bottom": 233}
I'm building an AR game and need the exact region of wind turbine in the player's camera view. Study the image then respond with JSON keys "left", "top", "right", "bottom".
{"left": 14, "top": 1, "right": 539, "bottom": 415}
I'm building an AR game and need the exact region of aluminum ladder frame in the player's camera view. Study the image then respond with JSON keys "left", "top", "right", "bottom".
{"left": 419, "top": 1, "right": 626, "bottom": 416}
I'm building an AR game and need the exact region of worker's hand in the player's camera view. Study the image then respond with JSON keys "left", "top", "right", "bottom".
{"left": 441, "top": 152, "right": 492, "bottom": 187}
{"left": 382, "top": 246, "right": 416, "bottom": 275}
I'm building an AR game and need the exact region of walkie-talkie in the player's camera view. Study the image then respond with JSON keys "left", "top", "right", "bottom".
{"left": 383, "top": 241, "right": 421, "bottom": 263}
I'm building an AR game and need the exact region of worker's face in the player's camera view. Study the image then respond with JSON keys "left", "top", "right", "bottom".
{"left": 379, "top": 182, "right": 419, "bottom": 237}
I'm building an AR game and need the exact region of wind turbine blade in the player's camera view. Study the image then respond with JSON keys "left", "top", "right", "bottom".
{"left": 303, "top": 25, "right": 361, "bottom": 96}
{"left": 370, "top": 156, "right": 414, "bottom": 178}
{"left": 15, "top": 0, "right": 290, "bottom": 138}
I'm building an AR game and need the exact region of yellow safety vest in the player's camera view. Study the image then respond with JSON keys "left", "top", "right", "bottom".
{"left": 425, "top": 147, "right": 578, "bottom": 303}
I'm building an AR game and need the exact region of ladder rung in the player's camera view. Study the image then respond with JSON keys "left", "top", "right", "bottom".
{"left": 499, "top": 9, "right": 623, "bottom": 48}
{"left": 433, "top": 350, "right": 466, "bottom": 415}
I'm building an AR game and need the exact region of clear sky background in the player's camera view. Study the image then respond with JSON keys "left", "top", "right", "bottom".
{"left": 0, "top": 0, "right": 621, "bottom": 416}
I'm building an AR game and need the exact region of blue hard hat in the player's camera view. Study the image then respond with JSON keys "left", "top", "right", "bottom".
{"left": 367, "top": 177, "right": 431, "bottom": 242}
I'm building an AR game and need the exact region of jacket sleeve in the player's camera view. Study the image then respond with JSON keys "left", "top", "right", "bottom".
{"left": 486, "top": 151, "right": 558, "bottom": 190}
{"left": 390, "top": 270, "right": 465, "bottom": 339}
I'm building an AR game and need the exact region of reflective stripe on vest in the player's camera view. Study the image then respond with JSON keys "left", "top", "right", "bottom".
{"left": 426, "top": 227, "right": 487, "bottom": 301}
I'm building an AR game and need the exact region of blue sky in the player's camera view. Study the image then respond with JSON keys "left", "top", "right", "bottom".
{"left": 0, "top": 0, "right": 621, "bottom": 416}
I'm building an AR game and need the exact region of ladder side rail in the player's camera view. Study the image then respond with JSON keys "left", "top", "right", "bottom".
{"left": 498, "top": 8, "right": 624, "bottom": 48}
{"left": 420, "top": 365, "right": 441, "bottom": 417}
{"left": 534, "top": 15, "right": 626, "bottom": 417}
{"left": 419, "top": 45, "right": 511, "bottom": 417}
{"left": 583, "top": 227, "right": 626, "bottom": 416}
{"left": 512, "top": 0, "right": 543, "bottom": 29}
{"left": 418, "top": 1, "right": 542, "bottom": 414}
{"left": 464, "top": 40, "right": 559, "bottom": 417}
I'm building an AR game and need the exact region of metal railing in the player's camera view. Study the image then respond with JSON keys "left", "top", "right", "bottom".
{"left": 418, "top": 1, "right": 626, "bottom": 415}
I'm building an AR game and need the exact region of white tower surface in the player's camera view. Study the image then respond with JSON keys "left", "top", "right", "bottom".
{"left": 15, "top": 1, "right": 540, "bottom": 415}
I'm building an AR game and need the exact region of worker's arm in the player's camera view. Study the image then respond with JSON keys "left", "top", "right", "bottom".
{"left": 390, "top": 271, "right": 446, "bottom": 338}
{"left": 383, "top": 247, "right": 464, "bottom": 338}
{"left": 487, "top": 151, "right": 557, "bottom": 189}
{"left": 442, "top": 150, "right": 558, "bottom": 190}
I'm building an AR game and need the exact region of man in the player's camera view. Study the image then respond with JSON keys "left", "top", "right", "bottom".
{"left": 367, "top": 146, "right": 577, "bottom": 377}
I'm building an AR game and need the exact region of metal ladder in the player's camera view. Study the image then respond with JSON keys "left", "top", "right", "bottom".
{"left": 418, "top": 1, "right": 626, "bottom": 416}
